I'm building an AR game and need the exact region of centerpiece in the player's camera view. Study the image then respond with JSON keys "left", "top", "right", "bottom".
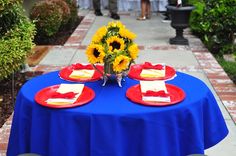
{"left": 86, "top": 21, "right": 139, "bottom": 87}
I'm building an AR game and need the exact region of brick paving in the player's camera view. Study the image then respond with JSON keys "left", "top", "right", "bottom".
{"left": 189, "top": 38, "right": 236, "bottom": 123}
{"left": 0, "top": 10, "right": 236, "bottom": 155}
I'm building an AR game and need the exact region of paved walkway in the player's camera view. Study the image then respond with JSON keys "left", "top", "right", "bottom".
{"left": 1, "top": 9, "right": 236, "bottom": 155}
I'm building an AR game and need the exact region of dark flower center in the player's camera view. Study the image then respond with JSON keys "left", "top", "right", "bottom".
{"left": 111, "top": 41, "right": 121, "bottom": 50}
{"left": 119, "top": 60, "right": 124, "bottom": 65}
{"left": 93, "top": 49, "right": 100, "bottom": 58}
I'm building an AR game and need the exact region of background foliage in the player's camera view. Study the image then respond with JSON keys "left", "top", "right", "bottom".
{"left": 30, "top": 0, "right": 64, "bottom": 37}
{"left": 189, "top": 0, "right": 236, "bottom": 83}
{"left": 64, "top": 0, "right": 78, "bottom": 25}
{"left": 190, "top": 0, "right": 236, "bottom": 55}
{"left": 0, "top": 0, "right": 35, "bottom": 80}
{"left": 30, "top": 0, "right": 78, "bottom": 40}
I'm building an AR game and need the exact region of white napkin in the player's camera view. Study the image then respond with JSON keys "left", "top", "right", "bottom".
{"left": 69, "top": 70, "right": 95, "bottom": 79}
{"left": 140, "top": 81, "right": 170, "bottom": 102}
{"left": 46, "top": 84, "right": 84, "bottom": 105}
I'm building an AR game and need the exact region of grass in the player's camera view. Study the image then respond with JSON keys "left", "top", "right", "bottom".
{"left": 216, "top": 56, "right": 236, "bottom": 84}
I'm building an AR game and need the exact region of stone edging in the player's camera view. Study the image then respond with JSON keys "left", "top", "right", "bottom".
{"left": 188, "top": 35, "right": 236, "bottom": 124}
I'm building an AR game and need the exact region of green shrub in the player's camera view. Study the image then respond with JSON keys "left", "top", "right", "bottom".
{"left": 189, "top": 0, "right": 205, "bottom": 36}
{"left": 0, "top": 0, "right": 35, "bottom": 80}
{"left": 204, "top": 0, "right": 236, "bottom": 54}
{"left": 0, "top": 1, "right": 21, "bottom": 36}
{"left": 50, "top": 0, "right": 71, "bottom": 25}
{"left": 0, "top": 0, "right": 21, "bottom": 12}
{"left": 30, "top": 0, "right": 63, "bottom": 37}
{"left": 190, "top": 0, "right": 236, "bottom": 55}
{"left": 64, "top": 0, "right": 78, "bottom": 24}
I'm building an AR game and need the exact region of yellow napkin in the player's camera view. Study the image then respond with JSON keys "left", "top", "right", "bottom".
{"left": 46, "top": 84, "right": 84, "bottom": 105}
{"left": 140, "top": 81, "right": 170, "bottom": 102}
{"left": 69, "top": 70, "right": 95, "bottom": 79}
{"left": 140, "top": 69, "right": 165, "bottom": 78}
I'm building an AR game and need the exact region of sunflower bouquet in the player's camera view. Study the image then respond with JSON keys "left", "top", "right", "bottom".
{"left": 86, "top": 21, "right": 139, "bottom": 74}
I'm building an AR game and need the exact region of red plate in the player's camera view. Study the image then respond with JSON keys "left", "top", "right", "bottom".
{"left": 128, "top": 64, "right": 176, "bottom": 81}
{"left": 126, "top": 84, "right": 185, "bottom": 106}
{"left": 59, "top": 64, "right": 103, "bottom": 82}
{"left": 35, "top": 85, "right": 95, "bottom": 108}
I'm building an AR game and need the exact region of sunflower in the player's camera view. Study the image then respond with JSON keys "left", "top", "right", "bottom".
{"left": 107, "top": 21, "right": 125, "bottom": 29}
{"left": 113, "top": 55, "right": 130, "bottom": 72}
{"left": 119, "top": 28, "right": 136, "bottom": 40}
{"left": 92, "top": 26, "right": 107, "bottom": 43}
{"left": 86, "top": 21, "right": 139, "bottom": 75}
{"left": 86, "top": 44, "right": 105, "bottom": 64}
{"left": 128, "top": 44, "right": 139, "bottom": 60}
{"left": 108, "top": 49, "right": 119, "bottom": 54}
{"left": 106, "top": 36, "right": 125, "bottom": 52}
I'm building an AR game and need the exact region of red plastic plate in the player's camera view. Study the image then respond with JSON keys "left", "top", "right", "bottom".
{"left": 59, "top": 64, "right": 103, "bottom": 82}
{"left": 128, "top": 64, "right": 176, "bottom": 81}
{"left": 35, "top": 85, "right": 95, "bottom": 108}
{"left": 126, "top": 84, "right": 185, "bottom": 106}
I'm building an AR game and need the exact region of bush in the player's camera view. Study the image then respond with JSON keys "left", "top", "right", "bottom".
{"left": 50, "top": 0, "right": 71, "bottom": 25}
{"left": 30, "top": 0, "right": 64, "bottom": 37}
{"left": 0, "top": 0, "right": 21, "bottom": 12}
{"left": 203, "top": 0, "right": 236, "bottom": 55}
{"left": 64, "top": 0, "right": 78, "bottom": 25}
{"left": 0, "top": 0, "right": 35, "bottom": 80}
{"left": 0, "top": 2, "right": 20, "bottom": 36}
{"left": 190, "top": 0, "right": 236, "bottom": 55}
{"left": 189, "top": 0, "right": 205, "bottom": 36}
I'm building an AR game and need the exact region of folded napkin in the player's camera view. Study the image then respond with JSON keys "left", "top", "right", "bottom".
{"left": 51, "top": 92, "right": 76, "bottom": 99}
{"left": 46, "top": 84, "right": 84, "bottom": 105}
{"left": 72, "top": 63, "right": 93, "bottom": 70}
{"left": 140, "top": 81, "right": 170, "bottom": 102}
{"left": 143, "top": 62, "right": 164, "bottom": 70}
{"left": 140, "top": 62, "right": 165, "bottom": 78}
{"left": 143, "top": 90, "right": 169, "bottom": 97}
{"left": 69, "top": 69, "right": 95, "bottom": 79}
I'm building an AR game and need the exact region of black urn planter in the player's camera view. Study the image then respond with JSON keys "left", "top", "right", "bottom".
{"left": 167, "top": 5, "right": 195, "bottom": 45}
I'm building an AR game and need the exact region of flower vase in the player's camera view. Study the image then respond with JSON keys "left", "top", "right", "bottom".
{"left": 93, "top": 63, "right": 127, "bottom": 87}
{"left": 103, "top": 62, "right": 125, "bottom": 87}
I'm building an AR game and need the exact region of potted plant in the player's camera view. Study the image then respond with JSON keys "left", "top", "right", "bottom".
{"left": 167, "top": 0, "right": 195, "bottom": 45}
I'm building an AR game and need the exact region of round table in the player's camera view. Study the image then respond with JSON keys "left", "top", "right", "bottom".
{"left": 7, "top": 71, "right": 228, "bottom": 156}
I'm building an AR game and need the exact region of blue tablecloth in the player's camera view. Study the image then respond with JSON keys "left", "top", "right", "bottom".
{"left": 7, "top": 71, "right": 228, "bottom": 156}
